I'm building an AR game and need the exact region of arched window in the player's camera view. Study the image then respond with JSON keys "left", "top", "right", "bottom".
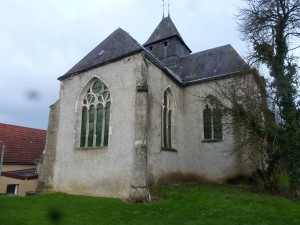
{"left": 203, "top": 105, "right": 212, "bottom": 139}
{"left": 202, "top": 96, "right": 223, "bottom": 141}
{"left": 80, "top": 79, "right": 111, "bottom": 148}
{"left": 162, "top": 88, "right": 175, "bottom": 148}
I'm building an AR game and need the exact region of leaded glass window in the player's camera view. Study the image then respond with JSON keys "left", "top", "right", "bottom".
{"left": 203, "top": 102, "right": 223, "bottom": 141}
{"left": 203, "top": 105, "right": 212, "bottom": 139}
{"left": 80, "top": 80, "right": 111, "bottom": 148}
{"left": 162, "top": 88, "right": 174, "bottom": 148}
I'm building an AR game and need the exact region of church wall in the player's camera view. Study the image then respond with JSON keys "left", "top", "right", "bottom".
{"left": 52, "top": 54, "right": 142, "bottom": 198}
{"left": 37, "top": 100, "right": 60, "bottom": 193}
{"left": 182, "top": 77, "right": 252, "bottom": 182}
{"left": 145, "top": 60, "right": 185, "bottom": 186}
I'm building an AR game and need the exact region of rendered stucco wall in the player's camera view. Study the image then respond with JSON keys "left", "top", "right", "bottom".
{"left": 37, "top": 100, "right": 60, "bottom": 193}
{"left": 146, "top": 62, "right": 253, "bottom": 185}
{"left": 145, "top": 59, "right": 185, "bottom": 186}
{"left": 182, "top": 78, "right": 252, "bottom": 182}
{"left": 51, "top": 54, "right": 143, "bottom": 198}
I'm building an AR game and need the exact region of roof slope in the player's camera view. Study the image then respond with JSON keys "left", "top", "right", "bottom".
{"left": 59, "top": 28, "right": 143, "bottom": 80}
{"left": 163, "top": 44, "right": 247, "bottom": 84}
{"left": 58, "top": 23, "right": 246, "bottom": 85}
{"left": 0, "top": 123, "right": 46, "bottom": 164}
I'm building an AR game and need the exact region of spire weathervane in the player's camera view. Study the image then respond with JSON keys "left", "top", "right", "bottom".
{"left": 168, "top": 0, "right": 170, "bottom": 17}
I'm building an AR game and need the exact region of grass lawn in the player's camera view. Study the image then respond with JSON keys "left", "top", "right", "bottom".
{"left": 0, "top": 184, "right": 299, "bottom": 225}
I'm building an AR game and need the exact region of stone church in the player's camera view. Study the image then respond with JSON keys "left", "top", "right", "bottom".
{"left": 38, "top": 15, "right": 252, "bottom": 201}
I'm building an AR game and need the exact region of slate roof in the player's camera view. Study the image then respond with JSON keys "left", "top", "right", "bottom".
{"left": 59, "top": 28, "right": 144, "bottom": 80}
{"left": 58, "top": 17, "right": 246, "bottom": 86}
{"left": 0, "top": 123, "right": 46, "bottom": 165}
{"left": 144, "top": 16, "right": 191, "bottom": 53}
{"left": 162, "top": 44, "right": 247, "bottom": 84}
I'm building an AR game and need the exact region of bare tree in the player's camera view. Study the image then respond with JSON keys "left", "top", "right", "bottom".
{"left": 237, "top": 0, "right": 300, "bottom": 198}
{"left": 211, "top": 70, "right": 282, "bottom": 192}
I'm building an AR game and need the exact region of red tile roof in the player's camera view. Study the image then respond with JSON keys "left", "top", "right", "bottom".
{"left": 0, "top": 123, "right": 46, "bottom": 165}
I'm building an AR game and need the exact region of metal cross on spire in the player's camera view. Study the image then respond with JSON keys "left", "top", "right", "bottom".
{"left": 162, "top": 0, "right": 165, "bottom": 18}
{"left": 162, "top": 0, "right": 170, "bottom": 18}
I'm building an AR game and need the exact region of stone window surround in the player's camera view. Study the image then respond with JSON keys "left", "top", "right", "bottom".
{"left": 161, "top": 86, "right": 177, "bottom": 151}
{"left": 201, "top": 95, "right": 223, "bottom": 142}
{"left": 74, "top": 76, "right": 112, "bottom": 150}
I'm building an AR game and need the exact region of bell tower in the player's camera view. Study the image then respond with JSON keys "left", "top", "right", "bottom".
{"left": 143, "top": 4, "right": 191, "bottom": 61}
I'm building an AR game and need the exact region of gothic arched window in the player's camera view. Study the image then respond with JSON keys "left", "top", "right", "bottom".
{"left": 202, "top": 96, "right": 223, "bottom": 141}
{"left": 80, "top": 79, "right": 111, "bottom": 148}
{"left": 162, "top": 88, "right": 175, "bottom": 148}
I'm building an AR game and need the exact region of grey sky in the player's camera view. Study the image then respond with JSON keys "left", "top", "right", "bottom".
{"left": 0, "top": 0, "right": 245, "bottom": 130}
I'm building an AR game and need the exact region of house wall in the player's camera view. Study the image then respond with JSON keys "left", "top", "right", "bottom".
{"left": 0, "top": 176, "right": 37, "bottom": 196}
{"left": 50, "top": 54, "right": 143, "bottom": 198}
{"left": 0, "top": 165, "right": 38, "bottom": 196}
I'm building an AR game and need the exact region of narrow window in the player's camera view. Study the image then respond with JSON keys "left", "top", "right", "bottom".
{"left": 164, "top": 41, "right": 168, "bottom": 47}
{"left": 80, "top": 107, "right": 87, "bottom": 147}
{"left": 162, "top": 88, "right": 174, "bottom": 148}
{"left": 80, "top": 80, "right": 111, "bottom": 148}
{"left": 150, "top": 45, "right": 153, "bottom": 51}
{"left": 88, "top": 105, "right": 95, "bottom": 147}
{"left": 203, "top": 100, "right": 223, "bottom": 141}
{"left": 203, "top": 105, "right": 212, "bottom": 139}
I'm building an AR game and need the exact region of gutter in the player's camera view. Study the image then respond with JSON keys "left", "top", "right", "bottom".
{"left": 0, "top": 145, "right": 4, "bottom": 176}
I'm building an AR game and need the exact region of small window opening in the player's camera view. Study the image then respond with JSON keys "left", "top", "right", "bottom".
{"left": 6, "top": 184, "right": 19, "bottom": 195}
{"left": 150, "top": 45, "right": 153, "bottom": 51}
{"left": 164, "top": 41, "right": 168, "bottom": 47}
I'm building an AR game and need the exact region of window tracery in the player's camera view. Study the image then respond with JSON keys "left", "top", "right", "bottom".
{"left": 80, "top": 79, "right": 111, "bottom": 148}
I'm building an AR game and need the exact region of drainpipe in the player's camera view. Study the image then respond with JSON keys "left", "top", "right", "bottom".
{"left": 0, "top": 145, "right": 5, "bottom": 176}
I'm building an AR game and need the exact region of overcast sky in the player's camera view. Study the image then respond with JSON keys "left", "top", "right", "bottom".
{"left": 0, "top": 0, "right": 246, "bottom": 130}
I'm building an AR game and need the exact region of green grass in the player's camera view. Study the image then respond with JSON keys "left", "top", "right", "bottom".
{"left": 0, "top": 184, "right": 299, "bottom": 225}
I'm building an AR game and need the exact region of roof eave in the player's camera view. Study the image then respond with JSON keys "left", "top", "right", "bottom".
{"left": 144, "top": 35, "right": 192, "bottom": 53}
{"left": 182, "top": 70, "right": 247, "bottom": 86}
{"left": 1, "top": 172, "right": 38, "bottom": 180}
{"left": 58, "top": 49, "right": 144, "bottom": 81}
{"left": 3, "top": 162, "right": 36, "bottom": 165}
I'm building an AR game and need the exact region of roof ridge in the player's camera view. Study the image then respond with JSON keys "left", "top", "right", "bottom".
{"left": 187, "top": 44, "right": 232, "bottom": 57}
{"left": 0, "top": 123, "right": 46, "bottom": 131}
